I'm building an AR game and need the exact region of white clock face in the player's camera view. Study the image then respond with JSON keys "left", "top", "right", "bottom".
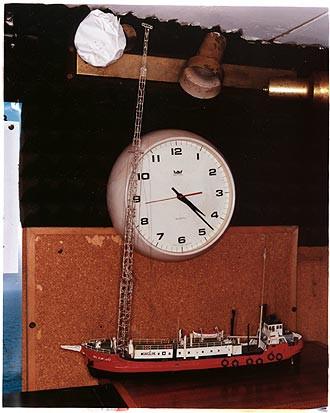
{"left": 108, "top": 130, "right": 235, "bottom": 261}
{"left": 134, "top": 137, "right": 234, "bottom": 255}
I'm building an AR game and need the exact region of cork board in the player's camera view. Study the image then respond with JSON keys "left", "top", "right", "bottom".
{"left": 297, "top": 247, "right": 328, "bottom": 344}
{"left": 23, "top": 226, "right": 298, "bottom": 391}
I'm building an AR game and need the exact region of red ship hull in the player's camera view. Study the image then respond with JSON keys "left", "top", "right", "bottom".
{"left": 81, "top": 340, "right": 303, "bottom": 374}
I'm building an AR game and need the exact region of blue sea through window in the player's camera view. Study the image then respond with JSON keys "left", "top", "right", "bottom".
{"left": 3, "top": 274, "right": 22, "bottom": 394}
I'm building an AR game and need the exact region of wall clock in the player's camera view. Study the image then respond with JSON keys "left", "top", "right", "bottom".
{"left": 107, "top": 129, "right": 235, "bottom": 261}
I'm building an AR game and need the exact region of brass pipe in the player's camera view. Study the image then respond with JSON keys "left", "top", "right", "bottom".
{"left": 313, "top": 72, "right": 329, "bottom": 104}
{"left": 267, "top": 78, "right": 311, "bottom": 100}
{"left": 265, "top": 72, "right": 328, "bottom": 104}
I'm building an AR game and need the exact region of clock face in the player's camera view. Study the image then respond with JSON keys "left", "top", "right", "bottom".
{"left": 107, "top": 130, "right": 235, "bottom": 261}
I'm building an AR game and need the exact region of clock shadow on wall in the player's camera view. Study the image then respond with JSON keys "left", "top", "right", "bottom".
{"left": 5, "top": 4, "right": 328, "bottom": 247}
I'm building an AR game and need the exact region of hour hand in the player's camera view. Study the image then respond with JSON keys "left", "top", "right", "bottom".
{"left": 171, "top": 187, "right": 205, "bottom": 216}
{"left": 172, "top": 187, "right": 214, "bottom": 230}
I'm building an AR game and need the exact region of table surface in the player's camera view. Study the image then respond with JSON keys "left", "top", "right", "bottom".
{"left": 3, "top": 383, "right": 126, "bottom": 408}
{"left": 111, "top": 341, "right": 328, "bottom": 409}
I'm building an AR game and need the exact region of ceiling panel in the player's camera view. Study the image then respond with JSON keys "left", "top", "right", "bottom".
{"left": 83, "top": 4, "right": 329, "bottom": 46}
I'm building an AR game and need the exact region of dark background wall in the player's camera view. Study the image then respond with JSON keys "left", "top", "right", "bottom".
{"left": 4, "top": 4, "right": 329, "bottom": 246}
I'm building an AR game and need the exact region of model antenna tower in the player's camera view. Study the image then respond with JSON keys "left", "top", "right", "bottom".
{"left": 116, "top": 23, "right": 153, "bottom": 353}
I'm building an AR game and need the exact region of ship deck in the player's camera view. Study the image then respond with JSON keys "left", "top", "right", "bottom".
{"left": 86, "top": 337, "right": 263, "bottom": 355}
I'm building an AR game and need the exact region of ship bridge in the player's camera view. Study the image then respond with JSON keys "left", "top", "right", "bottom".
{"left": 262, "top": 319, "right": 284, "bottom": 345}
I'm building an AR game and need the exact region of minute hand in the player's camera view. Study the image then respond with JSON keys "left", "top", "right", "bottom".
{"left": 171, "top": 187, "right": 214, "bottom": 230}
{"left": 171, "top": 187, "right": 205, "bottom": 215}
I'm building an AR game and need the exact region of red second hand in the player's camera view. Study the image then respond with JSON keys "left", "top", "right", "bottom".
{"left": 145, "top": 191, "right": 203, "bottom": 204}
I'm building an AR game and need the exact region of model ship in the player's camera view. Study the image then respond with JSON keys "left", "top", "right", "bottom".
{"left": 61, "top": 23, "right": 303, "bottom": 375}
{"left": 62, "top": 307, "right": 303, "bottom": 374}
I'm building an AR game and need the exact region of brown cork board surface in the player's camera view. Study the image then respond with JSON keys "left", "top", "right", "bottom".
{"left": 297, "top": 247, "right": 328, "bottom": 345}
{"left": 23, "top": 226, "right": 298, "bottom": 391}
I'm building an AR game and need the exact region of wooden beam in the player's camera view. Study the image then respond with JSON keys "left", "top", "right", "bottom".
{"left": 76, "top": 53, "right": 296, "bottom": 90}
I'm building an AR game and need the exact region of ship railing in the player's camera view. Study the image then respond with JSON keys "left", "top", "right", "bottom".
{"left": 133, "top": 338, "right": 173, "bottom": 345}
{"left": 134, "top": 343, "right": 174, "bottom": 350}
{"left": 82, "top": 339, "right": 105, "bottom": 348}
{"left": 178, "top": 340, "right": 224, "bottom": 349}
{"left": 83, "top": 343, "right": 113, "bottom": 354}
{"left": 133, "top": 338, "right": 174, "bottom": 350}
{"left": 285, "top": 332, "right": 302, "bottom": 346}
{"left": 227, "top": 335, "right": 258, "bottom": 339}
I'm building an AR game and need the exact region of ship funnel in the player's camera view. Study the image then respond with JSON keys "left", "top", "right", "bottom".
{"left": 258, "top": 304, "right": 265, "bottom": 348}
{"left": 230, "top": 309, "right": 236, "bottom": 336}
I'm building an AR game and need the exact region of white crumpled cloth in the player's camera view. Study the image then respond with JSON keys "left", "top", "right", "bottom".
{"left": 74, "top": 9, "right": 126, "bottom": 67}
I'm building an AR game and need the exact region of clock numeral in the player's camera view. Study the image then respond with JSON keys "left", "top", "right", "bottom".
{"left": 199, "top": 228, "right": 206, "bottom": 236}
{"left": 137, "top": 172, "right": 150, "bottom": 180}
{"left": 178, "top": 236, "right": 186, "bottom": 244}
{"left": 215, "top": 189, "right": 223, "bottom": 197}
{"left": 141, "top": 217, "right": 149, "bottom": 225}
{"left": 171, "top": 148, "right": 182, "bottom": 156}
{"left": 196, "top": 153, "right": 200, "bottom": 160}
{"left": 152, "top": 154, "right": 161, "bottom": 162}
{"left": 209, "top": 168, "right": 217, "bottom": 176}
{"left": 211, "top": 211, "right": 219, "bottom": 218}
{"left": 157, "top": 232, "right": 164, "bottom": 240}
{"left": 133, "top": 195, "right": 141, "bottom": 203}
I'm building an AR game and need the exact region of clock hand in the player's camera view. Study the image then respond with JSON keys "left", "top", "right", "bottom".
{"left": 171, "top": 187, "right": 214, "bottom": 230}
{"left": 145, "top": 191, "right": 202, "bottom": 204}
{"left": 171, "top": 187, "right": 205, "bottom": 216}
{"left": 194, "top": 210, "right": 214, "bottom": 231}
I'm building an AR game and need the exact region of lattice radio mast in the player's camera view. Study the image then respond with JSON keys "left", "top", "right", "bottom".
{"left": 116, "top": 23, "right": 153, "bottom": 353}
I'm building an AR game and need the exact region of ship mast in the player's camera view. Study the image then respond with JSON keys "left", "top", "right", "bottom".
{"left": 116, "top": 23, "right": 153, "bottom": 354}
{"left": 258, "top": 245, "right": 267, "bottom": 348}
